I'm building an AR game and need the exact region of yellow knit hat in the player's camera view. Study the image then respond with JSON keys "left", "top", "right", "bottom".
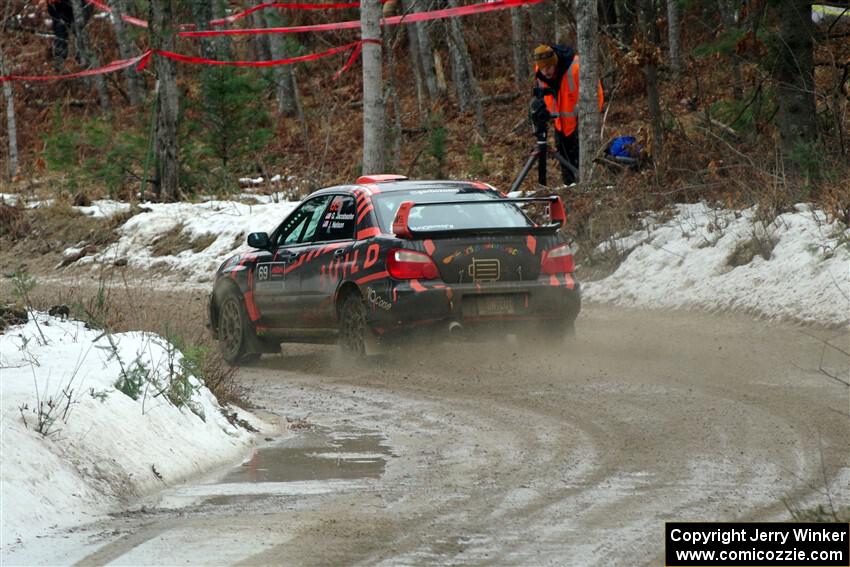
{"left": 533, "top": 45, "right": 557, "bottom": 68}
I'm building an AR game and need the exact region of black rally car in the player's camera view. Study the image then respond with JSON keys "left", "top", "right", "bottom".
{"left": 208, "top": 175, "right": 581, "bottom": 363}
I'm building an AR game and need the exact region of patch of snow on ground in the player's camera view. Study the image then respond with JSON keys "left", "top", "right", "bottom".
{"left": 0, "top": 314, "right": 266, "bottom": 550}
{"left": 86, "top": 200, "right": 298, "bottom": 283}
{"left": 73, "top": 199, "right": 132, "bottom": 219}
{"left": 585, "top": 203, "right": 850, "bottom": 327}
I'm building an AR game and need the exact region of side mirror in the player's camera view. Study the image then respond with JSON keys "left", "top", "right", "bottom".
{"left": 247, "top": 232, "right": 270, "bottom": 249}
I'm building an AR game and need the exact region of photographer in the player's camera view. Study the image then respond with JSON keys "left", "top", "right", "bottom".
{"left": 532, "top": 44, "right": 604, "bottom": 185}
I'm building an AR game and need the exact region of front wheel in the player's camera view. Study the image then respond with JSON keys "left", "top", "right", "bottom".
{"left": 339, "top": 293, "right": 369, "bottom": 356}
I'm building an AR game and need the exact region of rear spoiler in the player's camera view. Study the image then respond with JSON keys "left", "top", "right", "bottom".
{"left": 392, "top": 196, "right": 566, "bottom": 239}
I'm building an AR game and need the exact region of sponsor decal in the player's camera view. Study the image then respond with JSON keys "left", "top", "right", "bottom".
{"left": 415, "top": 224, "right": 454, "bottom": 231}
{"left": 442, "top": 244, "right": 519, "bottom": 264}
{"left": 364, "top": 243, "right": 380, "bottom": 269}
{"left": 367, "top": 287, "right": 393, "bottom": 310}
{"left": 409, "top": 189, "right": 457, "bottom": 194}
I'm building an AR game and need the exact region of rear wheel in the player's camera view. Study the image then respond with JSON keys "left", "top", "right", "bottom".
{"left": 217, "top": 293, "right": 253, "bottom": 365}
{"left": 339, "top": 293, "right": 369, "bottom": 356}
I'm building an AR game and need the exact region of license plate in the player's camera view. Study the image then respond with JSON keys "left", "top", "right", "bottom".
{"left": 478, "top": 295, "right": 515, "bottom": 315}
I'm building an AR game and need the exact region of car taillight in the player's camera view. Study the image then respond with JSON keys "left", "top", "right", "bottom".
{"left": 387, "top": 248, "right": 440, "bottom": 280}
{"left": 541, "top": 244, "right": 575, "bottom": 274}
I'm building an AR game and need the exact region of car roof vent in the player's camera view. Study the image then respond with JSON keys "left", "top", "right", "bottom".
{"left": 356, "top": 174, "right": 408, "bottom": 184}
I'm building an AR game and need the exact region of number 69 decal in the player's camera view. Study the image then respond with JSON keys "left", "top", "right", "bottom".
{"left": 257, "top": 264, "right": 270, "bottom": 281}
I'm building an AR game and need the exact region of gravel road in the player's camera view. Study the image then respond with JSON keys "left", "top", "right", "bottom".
{"left": 20, "top": 305, "right": 850, "bottom": 566}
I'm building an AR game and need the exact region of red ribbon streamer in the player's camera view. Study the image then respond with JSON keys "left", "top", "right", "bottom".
{"left": 0, "top": 52, "right": 151, "bottom": 82}
{"left": 85, "top": 0, "right": 365, "bottom": 30}
{"left": 0, "top": 41, "right": 379, "bottom": 82}
{"left": 151, "top": 40, "right": 378, "bottom": 70}
{"left": 179, "top": 0, "right": 544, "bottom": 37}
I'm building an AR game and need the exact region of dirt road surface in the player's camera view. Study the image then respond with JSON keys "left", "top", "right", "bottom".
{"left": 10, "top": 305, "right": 850, "bottom": 566}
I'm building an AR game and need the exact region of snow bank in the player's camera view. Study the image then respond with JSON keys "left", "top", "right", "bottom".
{"left": 85, "top": 199, "right": 298, "bottom": 283}
{"left": 584, "top": 203, "right": 850, "bottom": 327}
{"left": 73, "top": 199, "right": 132, "bottom": 219}
{"left": 0, "top": 314, "right": 265, "bottom": 547}
{"left": 56, "top": 196, "right": 848, "bottom": 327}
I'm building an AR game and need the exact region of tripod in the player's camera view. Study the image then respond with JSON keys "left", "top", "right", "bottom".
{"left": 509, "top": 98, "right": 579, "bottom": 193}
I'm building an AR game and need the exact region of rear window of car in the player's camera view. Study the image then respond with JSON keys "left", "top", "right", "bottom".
{"left": 372, "top": 187, "right": 533, "bottom": 233}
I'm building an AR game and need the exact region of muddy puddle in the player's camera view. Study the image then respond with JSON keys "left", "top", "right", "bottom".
{"left": 155, "top": 426, "right": 394, "bottom": 509}
{"left": 223, "top": 425, "right": 394, "bottom": 483}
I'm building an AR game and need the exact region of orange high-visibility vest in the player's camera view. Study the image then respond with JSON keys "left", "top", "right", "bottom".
{"left": 535, "top": 55, "right": 604, "bottom": 136}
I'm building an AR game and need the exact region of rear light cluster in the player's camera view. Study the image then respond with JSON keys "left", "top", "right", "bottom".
{"left": 387, "top": 248, "right": 440, "bottom": 280}
{"left": 541, "top": 244, "right": 575, "bottom": 274}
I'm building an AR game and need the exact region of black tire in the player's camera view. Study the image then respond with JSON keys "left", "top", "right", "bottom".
{"left": 217, "top": 293, "right": 253, "bottom": 365}
{"left": 339, "top": 293, "right": 369, "bottom": 357}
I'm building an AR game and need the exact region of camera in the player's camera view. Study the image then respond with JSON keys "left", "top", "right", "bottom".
{"left": 529, "top": 87, "right": 555, "bottom": 140}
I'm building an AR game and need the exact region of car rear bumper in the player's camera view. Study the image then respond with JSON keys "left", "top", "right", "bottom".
{"left": 363, "top": 275, "right": 581, "bottom": 337}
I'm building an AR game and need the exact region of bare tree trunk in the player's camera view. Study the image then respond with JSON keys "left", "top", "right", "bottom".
{"left": 529, "top": 1, "right": 556, "bottom": 45}
{"left": 108, "top": 0, "right": 143, "bottom": 105}
{"left": 774, "top": 0, "right": 817, "bottom": 163}
{"left": 264, "top": 10, "right": 297, "bottom": 117}
{"left": 251, "top": 0, "right": 270, "bottom": 61}
{"left": 577, "top": 0, "right": 601, "bottom": 183}
{"left": 0, "top": 47, "right": 18, "bottom": 181}
{"left": 718, "top": 0, "right": 743, "bottom": 99}
{"left": 210, "top": 0, "right": 231, "bottom": 59}
{"left": 666, "top": 0, "right": 682, "bottom": 78}
{"left": 434, "top": 50, "right": 448, "bottom": 96}
{"left": 412, "top": 0, "right": 441, "bottom": 101}
{"left": 405, "top": 7, "right": 426, "bottom": 121}
{"left": 69, "top": 0, "right": 110, "bottom": 112}
{"left": 511, "top": 8, "right": 529, "bottom": 90}
{"left": 444, "top": 2, "right": 486, "bottom": 135}
{"left": 150, "top": 0, "right": 179, "bottom": 200}
{"left": 191, "top": 0, "right": 213, "bottom": 58}
{"left": 642, "top": 0, "right": 664, "bottom": 165}
{"left": 385, "top": 36, "right": 403, "bottom": 169}
{"left": 250, "top": 2, "right": 272, "bottom": 62}
{"left": 361, "top": 0, "right": 385, "bottom": 174}
{"left": 600, "top": 0, "right": 618, "bottom": 33}
{"left": 617, "top": 0, "right": 637, "bottom": 45}
{"left": 291, "top": 69, "right": 309, "bottom": 151}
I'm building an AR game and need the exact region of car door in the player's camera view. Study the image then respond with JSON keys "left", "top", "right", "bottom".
{"left": 253, "top": 195, "right": 332, "bottom": 329}
{"left": 295, "top": 194, "right": 358, "bottom": 328}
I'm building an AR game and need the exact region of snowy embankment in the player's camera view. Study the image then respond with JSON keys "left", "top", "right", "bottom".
{"left": 0, "top": 314, "right": 267, "bottom": 549}
{"left": 584, "top": 203, "right": 850, "bottom": 327}
{"left": 61, "top": 197, "right": 850, "bottom": 327}
{"left": 80, "top": 198, "right": 298, "bottom": 283}
{"left": 0, "top": 193, "right": 298, "bottom": 284}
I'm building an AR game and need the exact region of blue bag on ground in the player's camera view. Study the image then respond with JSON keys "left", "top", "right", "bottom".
{"left": 609, "top": 136, "right": 638, "bottom": 158}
